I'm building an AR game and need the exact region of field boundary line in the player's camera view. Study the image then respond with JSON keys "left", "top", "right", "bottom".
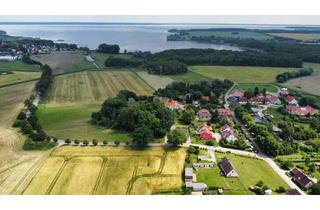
{"left": 129, "top": 69, "right": 155, "bottom": 91}
{"left": 91, "top": 157, "right": 108, "bottom": 195}
{"left": 45, "top": 158, "right": 68, "bottom": 195}
{"left": 0, "top": 79, "right": 38, "bottom": 89}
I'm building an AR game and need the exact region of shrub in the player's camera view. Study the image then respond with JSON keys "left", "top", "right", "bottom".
{"left": 83, "top": 140, "right": 89, "bottom": 146}
{"left": 74, "top": 139, "right": 80, "bottom": 145}
{"left": 125, "top": 141, "right": 130, "bottom": 145}
{"left": 103, "top": 140, "right": 108, "bottom": 145}
{"left": 205, "top": 141, "right": 214, "bottom": 146}
{"left": 275, "top": 186, "right": 287, "bottom": 193}
{"left": 114, "top": 140, "right": 120, "bottom": 146}
{"left": 53, "top": 138, "right": 58, "bottom": 142}
{"left": 65, "top": 139, "right": 71, "bottom": 144}
{"left": 92, "top": 139, "right": 98, "bottom": 146}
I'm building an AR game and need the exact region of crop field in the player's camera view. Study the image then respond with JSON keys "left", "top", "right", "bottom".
{"left": 235, "top": 83, "right": 278, "bottom": 93}
{"left": 168, "top": 69, "right": 211, "bottom": 83}
{"left": 0, "top": 81, "right": 36, "bottom": 127}
{"left": 136, "top": 71, "right": 173, "bottom": 89}
{"left": 188, "top": 31, "right": 273, "bottom": 40}
{"left": 0, "top": 71, "right": 40, "bottom": 86}
{"left": 191, "top": 66, "right": 298, "bottom": 83}
{"left": 31, "top": 51, "right": 95, "bottom": 74}
{"left": 268, "top": 33, "right": 320, "bottom": 42}
{"left": 46, "top": 70, "right": 153, "bottom": 105}
{"left": 0, "top": 60, "right": 40, "bottom": 72}
{"left": 196, "top": 152, "right": 288, "bottom": 195}
{"left": 283, "top": 74, "right": 320, "bottom": 96}
{"left": 23, "top": 146, "right": 186, "bottom": 195}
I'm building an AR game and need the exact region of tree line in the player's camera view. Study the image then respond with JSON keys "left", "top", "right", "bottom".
{"left": 276, "top": 68, "right": 314, "bottom": 83}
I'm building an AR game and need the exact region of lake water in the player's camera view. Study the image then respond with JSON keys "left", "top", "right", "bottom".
{"left": 0, "top": 23, "right": 288, "bottom": 52}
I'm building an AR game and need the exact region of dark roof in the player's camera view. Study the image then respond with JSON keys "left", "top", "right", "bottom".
{"left": 291, "top": 168, "right": 313, "bottom": 188}
{"left": 219, "top": 157, "right": 235, "bottom": 176}
{"left": 285, "top": 189, "right": 302, "bottom": 195}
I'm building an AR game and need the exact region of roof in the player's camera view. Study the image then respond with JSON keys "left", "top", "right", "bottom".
{"left": 268, "top": 95, "right": 280, "bottom": 104}
{"left": 201, "top": 96, "right": 210, "bottom": 101}
{"left": 164, "top": 100, "right": 178, "bottom": 107}
{"left": 285, "top": 189, "right": 302, "bottom": 195}
{"left": 185, "top": 168, "right": 193, "bottom": 177}
{"left": 217, "top": 108, "right": 232, "bottom": 117}
{"left": 200, "top": 131, "right": 214, "bottom": 141}
{"left": 197, "top": 109, "right": 211, "bottom": 116}
{"left": 220, "top": 124, "right": 238, "bottom": 139}
{"left": 219, "top": 157, "right": 236, "bottom": 176}
{"left": 291, "top": 168, "right": 313, "bottom": 188}
{"left": 232, "top": 90, "right": 244, "bottom": 98}
{"left": 285, "top": 95, "right": 296, "bottom": 103}
{"left": 192, "top": 183, "right": 207, "bottom": 190}
{"left": 287, "top": 105, "right": 319, "bottom": 116}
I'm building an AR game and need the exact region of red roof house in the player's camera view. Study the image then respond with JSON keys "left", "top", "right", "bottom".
{"left": 197, "top": 109, "right": 212, "bottom": 121}
{"left": 232, "top": 90, "right": 244, "bottom": 98}
{"left": 238, "top": 97, "right": 248, "bottom": 105}
{"left": 280, "top": 88, "right": 289, "bottom": 96}
{"left": 291, "top": 168, "right": 315, "bottom": 189}
{"left": 217, "top": 108, "right": 233, "bottom": 118}
{"left": 287, "top": 105, "right": 319, "bottom": 116}
{"left": 285, "top": 95, "right": 298, "bottom": 105}
{"left": 197, "top": 123, "right": 214, "bottom": 141}
{"left": 164, "top": 100, "right": 183, "bottom": 110}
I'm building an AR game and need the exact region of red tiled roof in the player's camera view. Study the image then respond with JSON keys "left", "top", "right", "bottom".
{"left": 200, "top": 131, "right": 214, "bottom": 141}
{"left": 217, "top": 108, "right": 232, "bottom": 117}
{"left": 285, "top": 95, "right": 296, "bottom": 103}
{"left": 164, "top": 100, "right": 178, "bottom": 107}
{"left": 232, "top": 90, "right": 244, "bottom": 98}
{"left": 268, "top": 95, "right": 279, "bottom": 104}
{"left": 287, "top": 105, "right": 319, "bottom": 116}
{"left": 220, "top": 124, "right": 238, "bottom": 139}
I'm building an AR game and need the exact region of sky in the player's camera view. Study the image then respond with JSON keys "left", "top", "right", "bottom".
{"left": 1, "top": 16, "right": 320, "bottom": 25}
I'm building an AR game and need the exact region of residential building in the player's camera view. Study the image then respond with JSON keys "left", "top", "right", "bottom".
{"left": 280, "top": 88, "right": 289, "bottom": 96}
{"left": 285, "top": 95, "right": 299, "bottom": 106}
{"left": 217, "top": 108, "right": 233, "bottom": 118}
{"left": 164, "top": 100, "right": 183, "bottom": 110}
{"left": 238, "top": 97, "right": 248, "bottom": 105}
{"left": 291, "top": 168, "right": 314, "bottom": 189}
{"left": 197, "top": 123, "right": 214, "bottom": 141}
{"left": 287, "top": 105, "right": 319, "bottom": 116}
{"left": 232, "top": 90, "right": 244, "bottom": 98}
{"left": 197, "top": 109, "right": 212, "bottom": 121}
{"left": 219, "top": 157, "right": 238, "bottom": 177}
{"left": 267, "top": 94, "right": 282, "bottom": 105}
{"left": 220, "top": 124, "right": 238, "bottom": 142}
{"left": 185, "top": 168, "right": 194, "bottom": 183}
{"left": 193, "top": 162, "right": 214, "bottom": 169}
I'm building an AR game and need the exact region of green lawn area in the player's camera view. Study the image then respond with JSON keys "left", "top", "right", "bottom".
{"left": 168, "top": 69, "right": 211, "bottom": 83}
{"left": 196, "top": 152, "right": 289, "bottom": 194}
{"left": 0, "top": 60, "right": 40, "bottom": 72}
{"left": 36, "top": 104, "right": 132, "bottom": 142}
{"left": 191, "top": 66, "right": 298, "bottom": 83}
{"left": 236, "top": 83, "right": 278, "bottom": 93}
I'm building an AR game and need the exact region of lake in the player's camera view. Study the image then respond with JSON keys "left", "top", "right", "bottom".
{"left": 0, "top": 23, "right": 290, "bottom": 52}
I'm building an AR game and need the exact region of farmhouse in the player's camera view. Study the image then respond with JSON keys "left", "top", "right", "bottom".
{"left": 286, "top": 105, "right": 319, "bottom": 116}
{"left": 185, "top": 168, "right": 194, "bottom": 183}
{"left": 285, "top": 95, "right": 299, "bottom": 106}
{"left": 197, "top": 123, "right": 214, "bottom": 141}
{"left": 238, "top": 97, "right": 248, "bottom": 105}
{"left": 249, "top": 95, "right": 265, "bottom": 105}
{"left": 217, "top": 108, "right": 233, "bottom": 118}
{"left": 220, "top": 124, "right": 238, "bottom": 142}
{"left": 193, "top": 162, "right": 214, "bottom": 169}
{"left": 291, "top": 168, "right": 314, "bottom": 189}
{"left": 219, "top": 157, "right": 238, "bottom": 177}
{"left": 197, "top": 109, "right": 212, "bottom": 121}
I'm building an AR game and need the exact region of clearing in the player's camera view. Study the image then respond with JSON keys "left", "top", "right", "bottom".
{"left": 23, "top": 146, "right": 186, "bottom": 195}
{"left": 196, "top": 152, "right": 289, "bottom": 195}
{"left": 31, "top": 51, "right": 95, "bottom": 74}
{"left": 0, "top": 81, "right": 36, "bottom": 127}
{"left": 0, "top": 71, "right": 40, "bottom": 86}
{"left": 191, "top": 65, "right": 297, "bottom": 83}
{"left": 46, "top": 70, "right": 154, "bottom": 105}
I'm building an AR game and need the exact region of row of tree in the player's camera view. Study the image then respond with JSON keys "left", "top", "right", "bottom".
{"left": 91, "top": 90, "right": 174, "bottom": 146}
{"left": 276, "top": 68, "right": 314, "bottom": 83}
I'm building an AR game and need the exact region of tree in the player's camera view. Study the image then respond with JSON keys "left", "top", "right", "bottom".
{"left": 65, "top": 139, "right": 71, "bottom": 144}
{"left": 21, "top": 121, "right": 33, "bottom": 134}
{"left": 180, "top": 109, "right": 195, "bottom": 125}
{"left": 114, "top": 140, "right": 120, "bottom": 146}
{"left": 74, "top": 139, "right": 80, "bottom": 145}
{"left": 83, "top": 140, "right": 89, "bottom": 146}
{"left": 97, "top": 43, "right": 120, "bottom": 54}
{"left": 167, "top": 130, "right": 186, "bottom": 146}
{"left": 133, "top": 126, "right": 154, "bottom": 146}
{"left": 310, "top": 183, "right": 320, "bottom": 195}
{"left": 92, "top": 139, "right": 98, "bottom": 146}
{"left": 275, "top": 186, "right": 286, "bottom": 193}
{"left": 17, "top": 112, "right": 26, "bottom": 120}
{"left": 103, "top": 140, "right": 108, "bottom": 145}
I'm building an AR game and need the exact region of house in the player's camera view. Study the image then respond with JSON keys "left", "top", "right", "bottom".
{"left": 232, "top": 90, "right": 244, "bottom": 98}
{"left": 291, "top": 168, "right": 314, "bottom": 189}
{"left": 197, "top": 123, "right": 214, "bottom": 141}
{"left": 193, "top": 162, "right": 214, "bottom": 169}
{"left": 192, "top": 183, "right": 207, "bottom": 192}
{"left": 267, "top": 94, "right": 282, "bottom": 105}
{"left": 201, "top": 96, "right": 210, "bottom": 102}
{"left": 164, "top": 100, "right": 183, "bottom": 110}
{"left": 219, "top": 157, "right": 238, "bottom": 177}
{"left": 197, "top": 155, "right": 209, "bottom": 161}
{"left": 285, "top": 95, "right": 299, "bottom": 106}
{"left": 217, "top": 108, "right": 233, "bottom": 118}
{"left": 220, "top": 124, "right": 238, "bottom": 142}
{"left": 185, "top": 168, "right": 194, "bottom": 183}
{"left": 249, "top": 96, "right": 265, "bottom": 105}
{"left": 280, "top": 88, "right": 289, "bottom": 96}
{"left": 287, "top": 105, "right": 319, "bottom": 116}
{"left": 285, "top": 188, "right": 302, "bottom": 195}
{"left": 197, "top": 109, "right": 212, "bottom": 121}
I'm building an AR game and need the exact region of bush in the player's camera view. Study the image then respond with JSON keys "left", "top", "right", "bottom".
{"left": 275, "top": 186, "right": 287, "bottom": 193}
{"left": 83, "top": 140, "right": 89, "bottom": 146}
{"left": 205, "top": 141, "right": 215, "bottom": 146}
{"left": 114, "top": 140, "right": 120, "bottom": 146}
{"left": 125, "top": 141, "right": 130, "bottom": 145}
{"left": 92, "top": 139, "right": 98, "bottom": 146}
{"left": 17, "top": 111, "right": 27, "bottom": 120}
{"left": 53, "top": 138, "right": 58, "bottom": 142}
{"left": 74, "top": 139, "right": 80, "bottom": 145}
{"left": 103, "top": 140, "right": 108, "bottom": 145}
{"left": 65, "top": 139, "right": 71, "bottom": 144}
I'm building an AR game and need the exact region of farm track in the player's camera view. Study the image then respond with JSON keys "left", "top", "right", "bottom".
{"left": 91, "top": 158, "right": 108, "bottom": 195}
{"left": 45, "top": 159, "right": 68, "bottom": 195}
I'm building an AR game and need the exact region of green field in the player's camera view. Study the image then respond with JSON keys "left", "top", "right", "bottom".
{"left": 0, "top": 60, "right": 40, "bottom": 72}
{"left": 0, "top": 81, "right": 36, "bottom": 127}
{"left": 23, "top": 146, "right": 186, "bottom": 195}
{"left": 168, "top": 69, "right": 211, "bottom": 83}
{"left": 190, "top": 66, "right": 297, "bottom": 83}
{"left": 31, "top": 51, "right": 95, "bottom": 74}
{"left": 46, "top": 70, "right": 154, "bottom": 105}
{"left": 196, "top": 152, "right": 288, "bottom": 195}
{"left": 0, "top": 71, "right": 40, "bottom": 86}
{"left": 235, "top": 83, "right": 278, "bottom": 93}
{"left": 188, "top": 31, "right": 273, "bottom": 40}
{"left": 36, "top": 104, "right": 131, "bottom": 141}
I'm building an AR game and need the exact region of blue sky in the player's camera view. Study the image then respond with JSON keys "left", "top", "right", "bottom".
{"left": 0, "top": 16, "right": 320, "bottom": 25}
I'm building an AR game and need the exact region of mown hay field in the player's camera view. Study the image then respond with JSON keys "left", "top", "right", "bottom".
{"left": 0, "top": 81, "right": 36, "bottom": 127}
{"left": 0, "top": 71, "right": 40, "bottom": 86}
{"left": 46, "top": 70, "right": 154, "bottom": 106}
{"left": 31, "top": 51, "right": 95, "bottom": 74}
{"left": 136, "top": 71, "right": 173, "bottom": 90}
{"left": 191, "top": 65, "right": 298, "bottom": 83}
{"left": 23, "top": 146, "right": 186, "bottom": 195}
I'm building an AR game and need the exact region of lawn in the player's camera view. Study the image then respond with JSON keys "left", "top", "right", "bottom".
{"left": 0, "top": 71, "right": 40, "bottom": 86}
{"left": 46, "top": 70, "right": 154, "bottom": 105}
{"left": 0, "top": 81, "right": 36, "bottom": 127}
{"left": 235, "top": 83, "right": 278, "bottom": 93}
{"left": 268, "top": 33, "right": 320, "bottom": 42}
{"left": 191, "top": 66, "right": 298, "bottom": 83}
{"left": 168, "top": 69, "right": 211, "bottom": 83}
{"left": 196, "top": 152, "right": 289, "bottom": 194}
{"left": 36, "top": 104, "right": 132, "bottom": 142}
{"left": 31, "top": 51, "right": 95, "bottom": 74}
{"left": 0, "top": 60, "right": 40, "bottom": 72}
{"left": 23, "top": 146, "right": 186, "bottom": 195}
